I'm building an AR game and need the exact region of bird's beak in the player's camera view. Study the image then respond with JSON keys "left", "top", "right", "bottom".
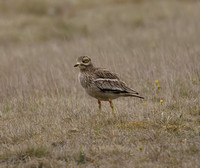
{"left": 74, "top": 62, "right": 81, "bottom": 67}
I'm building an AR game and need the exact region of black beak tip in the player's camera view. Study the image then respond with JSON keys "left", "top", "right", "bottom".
{"left": 74, "top": 64, "right": 78, "bottom": 67}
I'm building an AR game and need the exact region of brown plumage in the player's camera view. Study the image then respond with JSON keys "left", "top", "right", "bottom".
{"left": 74, "top": 56, "right": 144, "bottom": 112}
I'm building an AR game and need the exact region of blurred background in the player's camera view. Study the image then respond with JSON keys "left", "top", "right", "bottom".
{"left": 0, "top": 0, "right": 199, "bottom": 43}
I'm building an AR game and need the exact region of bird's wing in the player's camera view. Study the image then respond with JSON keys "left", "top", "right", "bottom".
{"left": 94, "top": 78, "right": 127, "bottom": 93}
{"left": 94, "top": 68, "right": 139, "bottom": 94}
{"left": 94, "top": 78, "right": 144, "bottom": 99}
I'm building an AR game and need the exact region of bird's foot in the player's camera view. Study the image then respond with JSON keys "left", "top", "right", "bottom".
{"left": 98, "top": 100, "right": 101, "bottom": 113}
{"left": 109, "top": 100, "right": 114, "bottom": 114}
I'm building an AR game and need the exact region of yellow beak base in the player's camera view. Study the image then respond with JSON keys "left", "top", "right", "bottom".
{"left": 74, "top": 62, "right": 81, "bottom": 67}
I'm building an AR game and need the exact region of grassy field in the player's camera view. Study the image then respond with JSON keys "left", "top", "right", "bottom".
{"left": 0, "top": 0, "right": 200, "bottom": 167}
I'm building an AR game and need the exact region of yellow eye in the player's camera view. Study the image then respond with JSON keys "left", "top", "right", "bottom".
{"left": 83, "top": 59, "right": 89, "bottom": 63}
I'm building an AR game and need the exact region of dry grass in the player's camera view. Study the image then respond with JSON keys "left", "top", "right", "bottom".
{"left": 0, "top": 0, "right": 200, "bottom": 167}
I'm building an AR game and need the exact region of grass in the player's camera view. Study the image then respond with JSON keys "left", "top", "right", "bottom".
{"left": 0, "top": 0, "right": 200, "bottom": 167}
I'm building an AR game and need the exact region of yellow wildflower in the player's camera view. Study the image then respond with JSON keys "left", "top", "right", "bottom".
{"left": 160, "top": 99, "right": 164, "bottom": 103}
{"left": 157, "top": 84, "right": 161, "bottom": 89}
{"left": 40, "top": 101, "right": 44, "bottom": 105}
{"left": 139, "top": 146, "right": 142, "bottom": 150}
{"left": 155, "top": 80, "right": 159, "bottom": 84}
{"left": 192, "top": 78, "right": 197, "bottom": 83}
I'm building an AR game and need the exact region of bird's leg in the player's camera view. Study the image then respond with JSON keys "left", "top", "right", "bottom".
{"left": 109, "top": 100, "right": 114, "bottom": 113}
{"left": 98, "top": 100, "right": 101, "bottom": 112}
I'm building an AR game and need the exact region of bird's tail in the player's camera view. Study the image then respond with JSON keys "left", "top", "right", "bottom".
{"left": 122, "top": 86, "right": 144, "bottom": 99}
{"left": 122, "top": 93, "right": 144, "bottom": 99}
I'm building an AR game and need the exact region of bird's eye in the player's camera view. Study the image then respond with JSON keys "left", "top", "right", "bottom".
{"left": 83, "top": 59, "right": 89, "bottom": 63}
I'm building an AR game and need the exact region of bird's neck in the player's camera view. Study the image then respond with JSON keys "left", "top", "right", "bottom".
{"left": 80, "top": 63, "right": 95, "bottom": 72}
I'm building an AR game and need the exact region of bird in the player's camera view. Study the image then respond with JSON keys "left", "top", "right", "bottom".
{"left": 74, "top": 56, "right": 144, "bottom": 113}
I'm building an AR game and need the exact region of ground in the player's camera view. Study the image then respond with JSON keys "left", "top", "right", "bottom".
{"left": 0, "top": 0, "right": 200, "bottom": 167}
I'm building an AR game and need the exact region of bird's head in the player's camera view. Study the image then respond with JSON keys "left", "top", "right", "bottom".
{"left": 74, "top": 56, "right": 92, "bottom": 70}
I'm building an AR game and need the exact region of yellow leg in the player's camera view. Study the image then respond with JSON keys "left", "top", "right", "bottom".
{"left": 98, "top": 100, "right": 101, "bottom": 112}
{"left": 109, "top": 100, "right": 114, "bottom": 113}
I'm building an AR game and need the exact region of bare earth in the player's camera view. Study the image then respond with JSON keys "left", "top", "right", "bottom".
{"left": 0, "top": 0, "right": 200, "bottom": 167}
